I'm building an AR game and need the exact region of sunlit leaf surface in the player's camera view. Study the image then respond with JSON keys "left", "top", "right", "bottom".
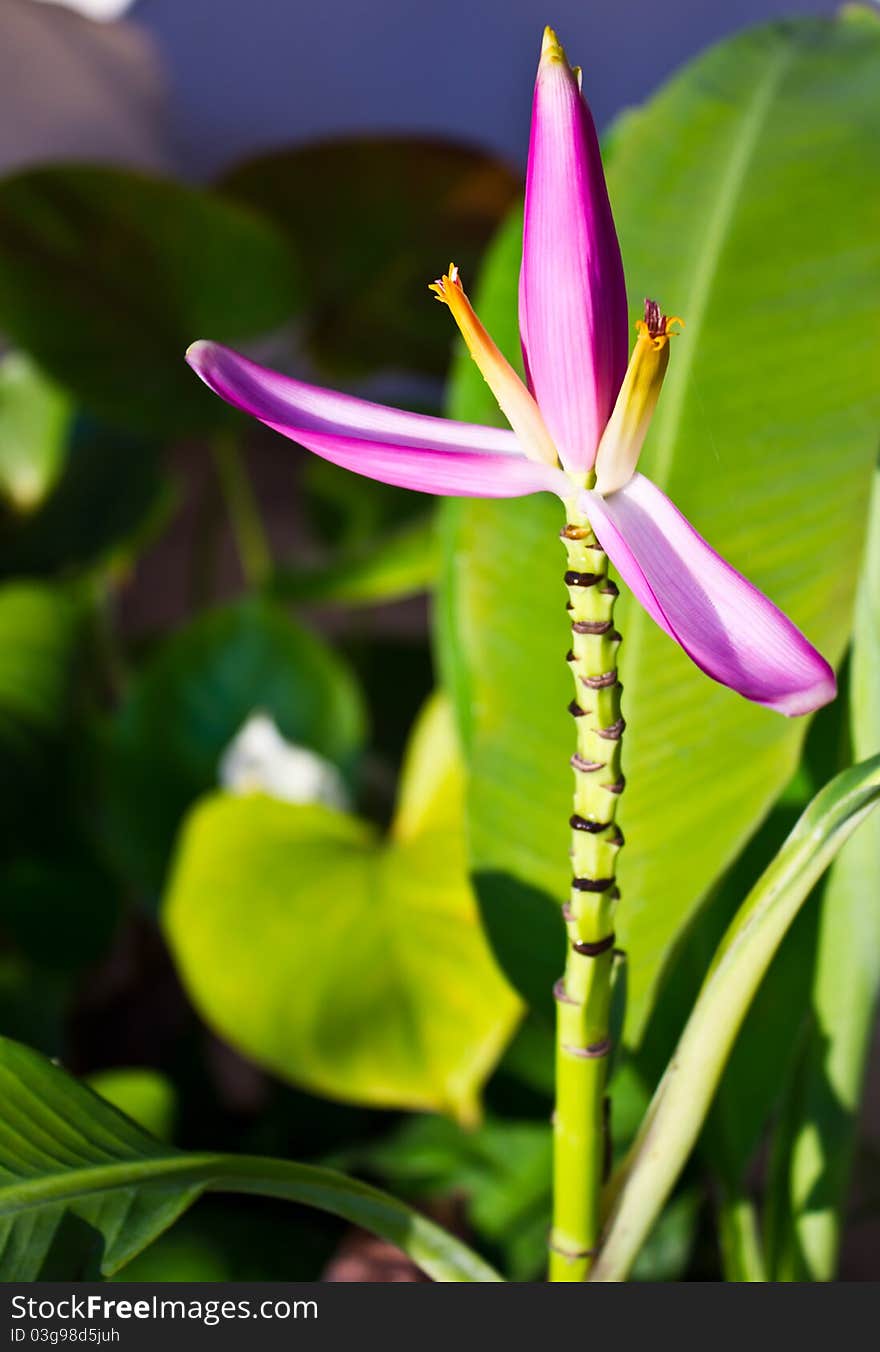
{"left": 163, "top": 697, "right": 520, "bottom": 1119}
{"left": 437, "top": 13, "right": 880, "bottom": 1039}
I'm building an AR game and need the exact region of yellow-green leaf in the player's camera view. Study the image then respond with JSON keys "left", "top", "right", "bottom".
{"left": 163, "top": 696, "right": 520, "bottom": 1121}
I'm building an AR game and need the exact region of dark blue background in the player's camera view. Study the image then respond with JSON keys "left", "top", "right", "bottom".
{"left": 134, "top": 0, "right": 838, "bottom": 174}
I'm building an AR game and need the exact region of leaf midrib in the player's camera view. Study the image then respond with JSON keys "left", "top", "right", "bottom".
{"left": 0, "top": 1152, "right": 214, "bottom": 1217}
{"left": 0, "top": 1149, "right": 502, "bottom": 1282}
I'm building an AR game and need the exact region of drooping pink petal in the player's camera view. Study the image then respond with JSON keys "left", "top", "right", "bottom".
{"left": 188, "top": 340, "right": 519, "bottom": 454}
{"left": 187, "top": 340, "right": 569, "bottom": 499}
{"left": 582, "top": 474, "right": 836, "bottom": 716}
{"left": 520, "top": 30, "right": 629, "bottom": 472}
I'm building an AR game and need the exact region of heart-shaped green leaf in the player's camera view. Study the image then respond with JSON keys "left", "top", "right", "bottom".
{"left": 0, "top": 1033, "right": 500, "bottom": 1281}
{"left": 163, "top": 696, "right": 520, "bottom": 1120}
{"left": 436, "top": 12, "right": 880, "bottom": 1039}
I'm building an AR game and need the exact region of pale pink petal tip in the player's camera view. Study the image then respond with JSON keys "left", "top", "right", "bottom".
{"left": 186, "top": 340, "right": 570, "bottom": 500}
{"left": 582, "top": 475, "right": 836, "bottom": 716}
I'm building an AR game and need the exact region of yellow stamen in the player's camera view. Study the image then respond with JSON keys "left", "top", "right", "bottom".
{"left": 430, "top": 264, "right": 559, "bottom": 468}
{"left": 594, "top": 299, "right": 683, "bottom": 496}
{"left": 541, "top": 26, "right": 567, "bottom": 63}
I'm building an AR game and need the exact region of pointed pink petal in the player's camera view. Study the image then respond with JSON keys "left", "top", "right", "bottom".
{"left": 520, "top": 36, "right": 629, "bottom": 472}
{"left": 187, "top": 341, "right": 569, "bottom": 499}
{"left": 582, "top": 475, "right": 836, "bottom": 716}
{"left": 188, "top": 340, "right": 519, "bottom": 454}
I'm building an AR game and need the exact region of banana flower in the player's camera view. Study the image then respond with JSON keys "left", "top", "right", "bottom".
{"left": 187, "top": 29, "right": 834, "bottom": 717}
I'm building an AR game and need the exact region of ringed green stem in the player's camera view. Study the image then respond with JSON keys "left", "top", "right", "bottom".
{"left": 210, "top": 429, "right": 272, "bottom": 588}
{"left": 549, "top": 498, "right": 625, "bottom": 1282}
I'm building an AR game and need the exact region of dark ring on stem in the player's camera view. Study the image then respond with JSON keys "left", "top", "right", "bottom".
{"left": 553, "top": 978, "right": 578, "bottom": 1005}
{"left": 560, "top": 523, "right": 591, "bottom": 541}
{"left": 600, "top": 580, "right": 619, "bottom": 597}
{"left": 571, "top": 619, "right": 612, "bottom": 635}
{"left": 604, "top": 776, "right": 626, "bottom": 794}
{"left": 569, "top": 814, "right": 611, "bottom": 833}
{"left": 572, "top": 876, "right": 616, "bottom": 892}
{"left": 571, "top": 753, "right": 604, "bottom": 772}
{"left": 562, "top": 1039, "right": 612, "bottom": 1060}
{"left": 571, "top": 933, "right": 616, "bottom": 957}
{"left": 548, "top": 1236, "right": 599, "bottom": 1260}
{"left": 568, "top": 700, "right": 587, "bottom": 717}
{"left": 564, "top": 570, "right": 602, "bottom": 588}
{"left": 597, "top": 718, "right": 626, "bottom": 740}
{"left": 580, "top": 669, "right": 618, "bottom": 689}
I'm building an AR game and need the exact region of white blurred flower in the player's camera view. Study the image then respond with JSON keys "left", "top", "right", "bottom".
{"left": 30, "top": 0, "right": 137, "bottom": 20}
{"left": 219, "top": 712, "right": 348, "bottom": 810}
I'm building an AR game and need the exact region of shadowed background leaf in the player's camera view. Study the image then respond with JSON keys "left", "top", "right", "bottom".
{"left": 0, "top": 166, "right": 302, "bottom": 434}
{"left": 218, "top": 138, "right": 522, "bottom": 378}
{"left": 101, "top": 597, "right": 366, "bottom": 894}
{"left": 765, "top": 463, "right": 880, "bottom": 1280}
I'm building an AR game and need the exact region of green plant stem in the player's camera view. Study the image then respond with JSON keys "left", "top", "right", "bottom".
{"left": 549, "top": 499, "right": 625, "bottom": 1282}
{"left": 210, "top": 429, "right": 272, "bottom": 588}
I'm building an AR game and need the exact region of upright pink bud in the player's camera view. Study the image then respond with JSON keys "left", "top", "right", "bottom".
{"left": 520, "top": 28, "right": 629, "bottom": 472}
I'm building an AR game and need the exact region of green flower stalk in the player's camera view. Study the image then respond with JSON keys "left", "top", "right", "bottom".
{"left": 550, "top": 503, "right": 623, "bottom": 1280}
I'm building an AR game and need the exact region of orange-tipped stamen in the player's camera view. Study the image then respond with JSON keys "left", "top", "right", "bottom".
{"left": 431, "top": 265, "right": 559, "bottom": 468}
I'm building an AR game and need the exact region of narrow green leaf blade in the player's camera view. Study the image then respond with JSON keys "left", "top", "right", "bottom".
{"left": 0, "top": 1035, "right": 501, "bottom": 1282}
{"left": 590, "top": 753, "right": 880, "bottom": 1282}
{"left": 770, "top": 466, "right": 880, "bottom": 1280}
